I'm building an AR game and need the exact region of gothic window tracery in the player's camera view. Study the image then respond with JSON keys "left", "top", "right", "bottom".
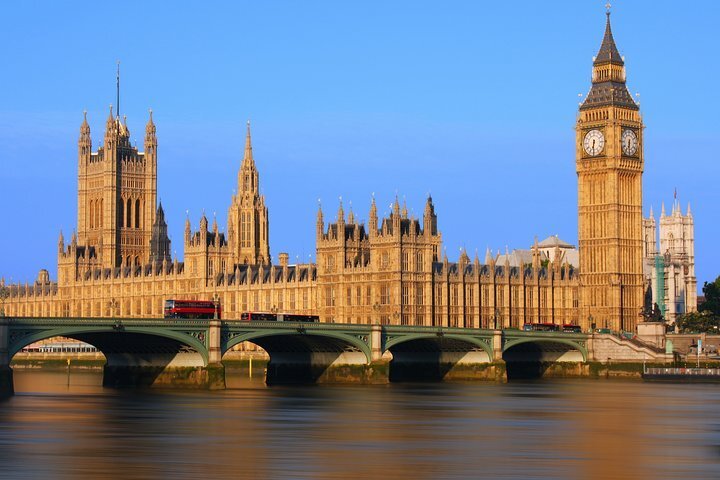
{"left": 135, "top": 199, "right": 140, "bottom": 228}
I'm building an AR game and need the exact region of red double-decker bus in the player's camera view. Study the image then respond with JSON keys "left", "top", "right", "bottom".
{"left": 164, "top": 299, "right": 221, "bottom": 319}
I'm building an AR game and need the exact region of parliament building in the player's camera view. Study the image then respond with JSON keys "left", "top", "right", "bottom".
{"left": 0, "top": 12, "right": 697, "bottom": 332}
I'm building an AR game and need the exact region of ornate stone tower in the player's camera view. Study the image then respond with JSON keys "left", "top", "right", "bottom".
{"left": 657, "top": 198, "right": 697, "bottom": 321}
{"left": 76, "top": 107, "right": 158, "bottom": 269}
{"left": 227, "top": 122, "right": 270, "bottom": 265}
{"left": 577, "top": 11, "right": 644, "bottom": 332}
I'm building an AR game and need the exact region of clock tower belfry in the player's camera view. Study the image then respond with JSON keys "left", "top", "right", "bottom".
{"left": 577, "top": 10, "right": 644, "bottom": 332}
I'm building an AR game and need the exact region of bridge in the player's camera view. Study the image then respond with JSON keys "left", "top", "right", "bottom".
{"left": 0, "top": 317, "right": 593, "bottom": 395}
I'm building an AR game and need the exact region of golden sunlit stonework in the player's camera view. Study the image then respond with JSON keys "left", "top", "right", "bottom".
{"left": 576, "top": 12, "right": 645, "bottom": 332}
{"left": 0, "top": 13, "right": 694, "bottom": 333}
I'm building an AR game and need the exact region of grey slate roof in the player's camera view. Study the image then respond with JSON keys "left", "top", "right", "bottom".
{"left": 595, "top": 14, "right": 624, "bottom": 66}
{"left": 580, "top": 80, "right": 638, "bottom": 111}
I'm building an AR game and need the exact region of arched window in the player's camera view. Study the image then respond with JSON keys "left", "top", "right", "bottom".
{"left": 119, "top": 201, "right": 124, "bottom": 229}
{"left": 127, "top": 198, "right": 133, "bottom": 228}
{"left": 135, "top": 199, "right": 140, "bottom": 229}
{"left": 89, "top": 200, "right": 94, "bottom": 228}
{"left": 99, "top": 199, "right": 103, "bottom": 227}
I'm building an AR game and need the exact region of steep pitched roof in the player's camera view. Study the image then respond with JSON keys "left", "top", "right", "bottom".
{"left": 594, "top": 13, "right": 624, "bottom": 66}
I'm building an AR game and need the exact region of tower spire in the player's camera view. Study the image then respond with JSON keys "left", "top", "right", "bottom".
{"left": 580, "top": 9, "right": 637, "bottom": 111}
{"left": 243, "top": 120, "right": 254, "bottom": 166}
{"left": 595, "top": 7, "right": 623, "bottom": 66}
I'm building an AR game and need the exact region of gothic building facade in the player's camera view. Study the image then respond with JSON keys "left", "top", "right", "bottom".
{"left": 642, "top": 199, "right": 697, "bottom": 323}
{"left": 0, "top": 12, "right": 694, "bottom": 332}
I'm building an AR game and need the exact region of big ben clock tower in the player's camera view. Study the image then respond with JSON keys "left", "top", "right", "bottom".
{"left": 577, "top": 10, "right": 644, "bottom": 332}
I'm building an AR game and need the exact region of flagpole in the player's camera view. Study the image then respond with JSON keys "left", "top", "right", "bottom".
{"left": 116, "top": 61, "right": 120, "bottom": 118}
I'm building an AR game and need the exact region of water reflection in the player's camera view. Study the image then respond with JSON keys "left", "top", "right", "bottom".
{"left": 3, "top": 371, "right": 720, "bottom": 479}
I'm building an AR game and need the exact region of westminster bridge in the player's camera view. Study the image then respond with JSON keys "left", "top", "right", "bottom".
{"left": 1, "top": 316, "right": 664, "bottom": 396}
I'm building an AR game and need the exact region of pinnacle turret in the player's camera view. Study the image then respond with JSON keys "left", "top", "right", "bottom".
{"left": 79, "top": 111, "right": 91, "bottom": 156}
{"left": 145, "top": 109, "right": 156, "bottom": 145}
{"left": 337, "top": 198, "right": 345, "bottom": 224}
{"left": 80, "top": 111, "right": 90, "bottom": 137}
{"left": 368, "top": 196, "right": 378, "bottom": 235}
{"left": 316, "top": 201, "right": 324, "bottom": 237}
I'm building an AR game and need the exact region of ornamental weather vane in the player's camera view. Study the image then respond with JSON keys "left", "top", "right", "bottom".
{"left": 606, "top": 2, "right": 611, "bottom": 14}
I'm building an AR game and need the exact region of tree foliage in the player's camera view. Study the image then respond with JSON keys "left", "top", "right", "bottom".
{"left": 676, "top": 275, "right": 720, "bottom": 333}
{"left": 699, "top": 275, "right": 720, "bottom": 316}
{"left": 676, "top": 311, "right": 720, "bottom": 334}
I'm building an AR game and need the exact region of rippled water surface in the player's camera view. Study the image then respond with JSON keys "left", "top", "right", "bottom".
{"left": 2, "top": 371, "right": 720, "bottom": 479}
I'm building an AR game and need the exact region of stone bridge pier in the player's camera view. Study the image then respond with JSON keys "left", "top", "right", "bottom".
{"left": 0, "top": 320, "right": 14, "bottom": 397}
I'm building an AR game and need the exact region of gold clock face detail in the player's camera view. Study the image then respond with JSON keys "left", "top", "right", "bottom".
{"left": 621, "top": 129, "right": 638, "bottom": 156}
{"left": 583, "top": 129, "right": 605, "bottom": 156}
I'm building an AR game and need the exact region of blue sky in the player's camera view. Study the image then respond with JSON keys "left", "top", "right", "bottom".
{"left": 0, "top": 1, "right": 718, "bottom": 289}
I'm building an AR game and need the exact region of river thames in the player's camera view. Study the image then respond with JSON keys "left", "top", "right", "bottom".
{"left": 2, "top": 371, "right": 719, "bottom": 479}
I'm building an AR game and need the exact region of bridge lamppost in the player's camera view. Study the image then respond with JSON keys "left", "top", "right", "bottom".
{"left": 213, "top": 293, "right": 220, "bottom": 320}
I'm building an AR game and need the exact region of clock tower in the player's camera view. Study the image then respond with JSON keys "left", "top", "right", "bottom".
{"left": 577, "top": 10, "right": 644, "bottom": 332}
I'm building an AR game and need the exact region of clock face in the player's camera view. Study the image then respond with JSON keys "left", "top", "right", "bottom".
{"left": 583, "top": 129, "right": 605, "bottom": 156}
{"left": 621, "top": 129, "right": 638, "bottom": 156}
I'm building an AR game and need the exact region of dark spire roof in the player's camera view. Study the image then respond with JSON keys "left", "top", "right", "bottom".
{"left": 154, "top": 202, "right": 167, "bottom": 227}
{"left": 580, "top": 12, "right": 638, "bottom": 111}
{"left": 594, "top": 13, "right": 624, "bottom": 66}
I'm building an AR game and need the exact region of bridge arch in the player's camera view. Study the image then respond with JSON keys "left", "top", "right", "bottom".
{"left": 384, "top": 333, "right": 493, "bottom": 358}
{"left": 8, "top": 326, "right": 208, "bottom": 366}
{"left": 502, "top": 336, "right": 587, "bottom": 380}
{"left": 224, "top": 329, "right": 372, "bottom": 384}
{"left": 7, "top": 324, "right": 212, "bottom": 391}
{"left": 502, "top": 337, "right": 588, "bottom": 362}
{"left": 384, "top": 333, "right": 494, "bottom": 382}
{"left": 224, "top": 329, "right": 372, "bottom": 363}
